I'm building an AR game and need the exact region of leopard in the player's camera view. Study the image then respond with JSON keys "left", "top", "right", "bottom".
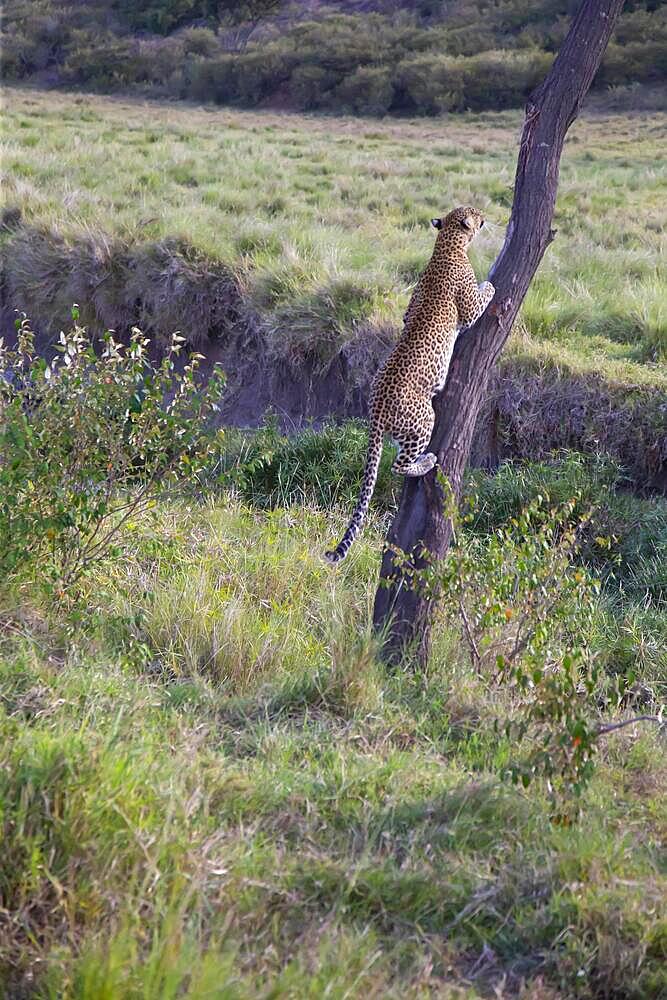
{"left": 325, "top": 205, "right": 494, "bottom": 564}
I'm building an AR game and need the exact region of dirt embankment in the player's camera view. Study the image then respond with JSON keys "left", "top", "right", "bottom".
{"left": 2, "top": 221, "right": 666, "bottom": 492}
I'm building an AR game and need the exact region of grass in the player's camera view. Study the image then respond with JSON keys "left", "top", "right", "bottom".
{"left": 1, "top": 87, "right": 666, "bottom": 384}
{"left": 1, "top": 85, "right": 666, "bottom": 995}
{"left": 1, "top": 452, "right": 666, "bottom": 997}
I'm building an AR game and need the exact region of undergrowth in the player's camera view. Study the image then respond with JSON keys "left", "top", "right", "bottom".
{"left": 1, "top": 428, "right": 665, "bottom": 995}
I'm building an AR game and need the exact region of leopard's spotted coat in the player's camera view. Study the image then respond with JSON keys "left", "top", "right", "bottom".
{"left": 325, "top": 205, "right": 494, "bottom": 564}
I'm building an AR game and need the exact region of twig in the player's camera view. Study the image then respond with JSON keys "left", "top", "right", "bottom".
{"left": 596, "top": 715, "right": 664, "bottom": 736}
{"left": 458, "top": 599, "right": 481, "bottom": 673}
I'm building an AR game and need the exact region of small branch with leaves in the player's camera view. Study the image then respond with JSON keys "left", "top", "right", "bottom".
{"left": 0, "top": 312, "right": 226, "bottom": 603}
{"left": 410, "top": 487, "right": 663, "bottom": 811}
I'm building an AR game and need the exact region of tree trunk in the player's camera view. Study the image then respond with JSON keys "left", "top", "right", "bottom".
{"left": 372, "top": 0, "right": 626, "bottom": 667}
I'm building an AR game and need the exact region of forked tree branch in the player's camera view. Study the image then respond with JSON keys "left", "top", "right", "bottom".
{"left": 372, "top": 0, "right": 626, "bottom": 667}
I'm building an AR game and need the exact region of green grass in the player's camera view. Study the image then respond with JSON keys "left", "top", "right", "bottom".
{"left": 1, "top": 87, "right": 666, "bottom": 383}
{"left": 1, "top": 85, "right": 666, "bottom": 996}
{"left": 2, "top": 454, "right": 666, "bottom": 997}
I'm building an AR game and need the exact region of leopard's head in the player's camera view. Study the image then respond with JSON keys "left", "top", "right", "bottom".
{"left": 431, "top": 206, "right": 485, "bottom": 247}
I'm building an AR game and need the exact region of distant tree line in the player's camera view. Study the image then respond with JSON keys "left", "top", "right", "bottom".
{"left": 2, "top": 0, "right": 665, "bottom": 114}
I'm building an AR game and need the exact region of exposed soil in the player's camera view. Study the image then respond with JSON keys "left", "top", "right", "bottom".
{"left": 2, "top": 221, "right": 666, "bottom": 494}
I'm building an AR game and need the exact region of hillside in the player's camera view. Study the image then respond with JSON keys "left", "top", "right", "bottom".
{"left": 2, "top": 0, "right": 666, "bottom": 114}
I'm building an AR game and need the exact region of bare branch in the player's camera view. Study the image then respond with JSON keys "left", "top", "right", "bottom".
{"left": 458, "top": 598, "right": 482, "bottom": 673}
{"left": 596, "top": 715, "right": 665, "bottom": 736}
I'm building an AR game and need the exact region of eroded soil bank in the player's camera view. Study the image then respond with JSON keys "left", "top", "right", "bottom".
{"left": 2, "top": 222, "right": 666, "bottom": 492}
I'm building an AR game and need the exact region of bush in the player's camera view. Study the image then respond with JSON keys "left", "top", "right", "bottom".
{"left": 0, "top": 32, "right": 30, "bottom": 78}
{"left": 393, "top": 54, "right": 465, "bottom": 114}
{"left": 187, "top": 48, "right": 291, "bottom": 104}
{"left": 0, "top": 5, "right": 76, "bottom": 78}
{"left": 233, "top": 49, "right": 291, "bottom": 104}
{"left": 460, "top": 49, "right": 553, "bottom": 110}
{"left": 0, "top": 313, "right": 225, "bottom": 596}
{"left": 61, "top": 31, "right": 146, "bottom": 89}
{"left": 112, "top": 0, "right": 211, "bottom": 35}
{"left": 419, "top": 486, "right": 609, "bottom": 807}
{"left": 287, "top": 15, "right": 388, "bottom": 76}
{"left": 139, "top": 36, "right": 187, "bottom": 89}
{"left": 187, "top": 54, "right": 238, "bottom": 102}
{"left": 180, "top": 26, "right": 219, "bottom": 58}
{"left": 598, "top": 38, "right": 667, "bottom": 86}
{"left": 334, "top": 66, "right": 394, "bottom": 116}
{"left": 394, "top": 48, "right": 553, "bottom": 114}
{"left": 289, "top": 64, "right": 339, "bottom": 111}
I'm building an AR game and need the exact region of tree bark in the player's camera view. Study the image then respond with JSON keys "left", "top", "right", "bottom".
{"left": 372, "top": 0, "right": 626, "bottom": 667}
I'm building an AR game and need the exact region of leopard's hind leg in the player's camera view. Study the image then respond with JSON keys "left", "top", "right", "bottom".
{"left": 391, "top": 400, "right": 437, "bottom": 477}
{"left": 398, "top": 450, "right": 437, "bottom": 476}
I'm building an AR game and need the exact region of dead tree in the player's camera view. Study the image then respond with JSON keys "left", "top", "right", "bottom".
{"left": 372, "top": 0, "right": 626, "bottom": 667}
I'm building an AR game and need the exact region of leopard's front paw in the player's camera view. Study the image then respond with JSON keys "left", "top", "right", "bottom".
{"left": 479, "top": 280, "right": 495, "bottom": 301}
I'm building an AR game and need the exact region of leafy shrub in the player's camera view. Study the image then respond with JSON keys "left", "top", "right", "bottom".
{"left": 112, "top": 0, "right": 211, "bottom": 35}
{"left": 394, "top": 48, "right": 553, "bottom": 114}
{"left": 334, "top": 66, "right": 394, "bottom": 116}
{"left": 287, "top": 15, "right": 388, "bottom": 77}
{"left": 458, "top": 48, "right": 553, "bottom": 110}
{"left": 417, "top": 487, "right": 611, "bottom": 806}
{"left": 0, "top": 30, "right": 41, "bottom": 78}
{"left": 393, "top": 54, "right": 466, "bottom": 114}
{"left": 289, "top": 64, "right": 339, "bottom": 111}
{"left": 0, "top": 313, "right": 224, "bottom": 595}
{"left": 139, "top": 36, "right": 187, "bottom": 88}
{"left": 184, "top": 54, "right": 235, "bottom": 102}
{"left": 233, "top": 49, "right": 290, "bottom": 104}
{"left": 0, "top": 4, "right": 78, "bottom": 78}
{"left": 599, "top": 38, "right": 667, "bottom": 86}
{"left": 180, "top": 26, "right": 219, "bottom": 57}
{"left": 61, "top": 31, "right": 146, "bottom": 89}
{"left": 187, "top": 47, "right": 291, "bottom": 104}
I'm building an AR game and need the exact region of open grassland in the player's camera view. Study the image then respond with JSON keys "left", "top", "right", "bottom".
{"left": 2, "top": 449, "right": 667, "bottom": 998}
{"left": 2, "top": 87, "right": 666, "bottom": 380}
{"left": 2, "top": 78, "right": 667, "bottom": 999}
{"left": 2, "top": 84, "right": 667, "bottom": 1000}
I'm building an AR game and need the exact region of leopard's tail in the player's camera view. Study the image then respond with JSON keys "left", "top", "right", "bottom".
{"left": 324, "top": 422, "right": 384, "bottom": 564}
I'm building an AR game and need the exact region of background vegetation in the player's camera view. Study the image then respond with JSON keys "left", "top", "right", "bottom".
{"left": 2, "top": 0, "right": 666, "bottom": 114}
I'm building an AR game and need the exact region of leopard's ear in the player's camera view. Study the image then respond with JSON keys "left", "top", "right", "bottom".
{"left": 460, "top": 215, "right": 474, "bottom": 231}
{"left": 431, "top": 218, "right": 442, "bottom": 230}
